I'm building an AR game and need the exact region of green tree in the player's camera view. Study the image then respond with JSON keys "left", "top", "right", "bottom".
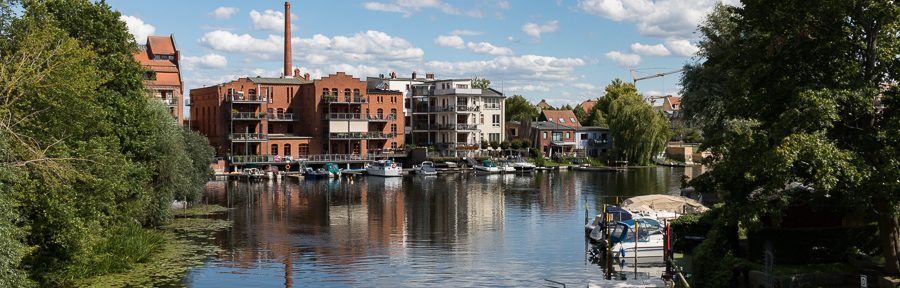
{"left": 573, "top": 104, "right": 589, "bottom": 125}
{"left": 505, "top": 95, "right": 538, "bottom": 122}
{"left": 596, "top": 79, "right": 638, "bottom": 116}
{"left": 607, "top": 90, "right": 671, "bottom": 166}
{"left": 682, "top": 1, "right": 900, "bottom": 274}
{"left": 585, "top": 105, "right": 609, "bottom": 127}
{"left": 472, "top": 77, "right": 491, "bottom": 89}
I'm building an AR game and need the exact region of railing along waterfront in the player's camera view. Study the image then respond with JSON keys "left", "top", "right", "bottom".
{"left": 229, "top": 133, "right": 267, "bottom": 141}
{"left": 328, "top": 132, "right": 396, "bottom": 139}
{"left": 230, "top": 155, "right": 294, "bottom": 164}
{"left": 299, "top": 152, "right": 407, "bottom": 163}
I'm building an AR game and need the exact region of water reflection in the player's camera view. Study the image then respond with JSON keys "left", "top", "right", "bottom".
{"left": 187, "top": 167, "right": 697, "bottom": 287}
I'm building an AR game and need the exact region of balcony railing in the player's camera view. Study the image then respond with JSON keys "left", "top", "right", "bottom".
{"left": 431, "top": 124, "right": 455, "bottom": 130}
{"left": 226, "top": 93, "right": 267, "bottom": 103}
{"left": 323, "top": 95, "right": 366, "bottom": 103}
{"left": 229, "top": 133, "right": 267, "bottom": 142}
{"left": 435, "top": 142, "right": 480, "bottom": 149}
{"left": 162, "top": 98, "right": 177, "bottom": 107}
{"left": 299, "top": 152, "right": 407, "bottom": 162}
{"left": 455, "top": 105, "right": 479, "bottom": 112}
{"left": 230, "top": 155, "right": 294, "bottom": 164}
{"left": 483, "top": 104, "right": 501, "bottom": 110}
{"left": 329, "top": 132, "right": 396, "bottom": 140}
{"left": 456, "top": 124, "right": 478, "bottom": 130}
{"left": 587, "top": 139, "right": 610, "bottom": 146}
{"left": 326, "top": 113, "right": 397, "bottom": 121}
{"left": 267, "top": 113, "right": 295, "bottom": 121}
{"left": 231, "top": 112, "right": 264, "bottom": 120}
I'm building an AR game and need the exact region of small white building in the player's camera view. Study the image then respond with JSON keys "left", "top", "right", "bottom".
{"left": 575, "top": 126, "right": 612, "bottom": 158}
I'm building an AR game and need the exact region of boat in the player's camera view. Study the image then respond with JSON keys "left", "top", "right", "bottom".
{"left": 303, "top": 167, "right": 331, "bottom": 179}
{"left": 609, "top": 218, "right": 666, "bottom": 262}
{"left": 473, "top": 160, "right": 501, "bottom": 173}
{"left": 500, "top": 162, "right": 516, "bottom": 173}
{"left": 585, "top": 206, "right": 634, "bottom": 233}
{"left": 412, "top": 161, "right": 438, "bottom": 175}
{"left": 620, "top": 194, "right": 709, "bottom": 221}
{"left": 367, "top": 160, "right": 402, "bottom": 177}
{"left": 324, "top": 163, "right": 342, "bottom": 178}
{"left": 572, "top": 165, "right": 622, "bottom": 172}
{"left": 508, "top": 158, "right": 536, "bottom": 172}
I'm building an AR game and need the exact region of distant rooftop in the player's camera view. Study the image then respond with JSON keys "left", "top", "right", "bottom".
{"left": 248, "top": 77, "right": 313, "bottom": 85}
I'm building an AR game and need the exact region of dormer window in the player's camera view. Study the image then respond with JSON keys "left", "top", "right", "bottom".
{"left": 570, "top": 117, "right": 576, "bottom": 123}
{"left": 559, "top": 118, "right": 565, "bottom": 123}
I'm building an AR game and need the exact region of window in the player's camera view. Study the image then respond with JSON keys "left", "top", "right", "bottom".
{"left": 565, "top": 132, "right": 570, "bottom": 139}
{"left": 581, "top": 133, "right": 587, "bottom": 140}
{"left": 456, "top": 84, "right": 469, "bottom": 89}
{"left": 377, "top": 108, "right": 384, "bottom": 117}
{"left": 552, "top": 132, "right": 563, "bottom": 142}
{"left": 489, "top": 133, "right": 500, "bottom": 142}
{"left": 480, "top": 114, "right": 485, "bottom": 124}
{"left": 299, "top": 144, "right": 309, "bottom": 156}
{"left": 543, "top": 132, "right": 548, "bottom": 139}
{"left": 391, "top": 142, "right": 398, "bottom": 149}
{"left": 492, "top": 115, "right": 501, "bottom": 127}
{"left": 331, "top": 88, "right": 338, "bottom": 96}
{"left": 390, "top": 124, "right": 397, "bottom": 134}
{"left": 570, "top": 117, "right": 577, "bottom": 123}
{"left": 559, "top": 118, "right": 565, "bottom": 123}
{"left": 322, "top": 88, "right": 329, "bottom": 96}
{"left": 284, "top": 144, "right": 292, "bottom": 157}
{"left": 405, "top": 84, "right": 410, "bottom": 91}
{"left": 512, "top": 128, "right": 518, "bottom": 136}
{"left": 390, "top": 109, "right": 397, "bottom": 118}
{"left": 344, "top": 89, "right": 351, "bottom": 96}
{"left": 353, "top": 89, "right": 360, "bottom": 96}
{"left": 271, "top": 144, "right": 279, "bottom": 155}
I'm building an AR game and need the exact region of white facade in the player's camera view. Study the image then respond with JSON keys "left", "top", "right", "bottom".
{"left": 409, "top": 79, "right": 505, "bottom": 155}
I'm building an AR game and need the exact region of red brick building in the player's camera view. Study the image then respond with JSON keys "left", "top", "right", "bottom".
{"left": 133, "top": 35, "right": 184, "bottom": 124}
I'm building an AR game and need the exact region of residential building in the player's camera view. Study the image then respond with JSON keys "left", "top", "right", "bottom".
{"left": 575, "top": 127, "right": 611, "bottom": 158}
{"left": 133, "top": 35, "right": 184, "bottom": 124}
{"left": 525, "top": 121, "right": 578, "bottom": 158}
{"left": 366, "top": 72, "right": 435, "bottom": 140}
{"left": 538, "top": 109, "right": 582, "bottom": 128}
{"left": 579, "top": 99, "right": 598, "bottom": 113}
{"left": 409, "top": 79, "right": 505, "bottom": 156}
{"left": 536, "top": 99, "right": 553, "bottom": 111}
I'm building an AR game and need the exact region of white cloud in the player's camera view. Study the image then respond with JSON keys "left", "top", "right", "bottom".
{"left": 665, "top": 39, "right": 699, "bottom": 57}
{"left": 498, "top": 0, "right": 511, "bottom": 9}
{"left": 507, "top": 83, "right": 551, "bottom": 92}
{"left": 451, "top": 29, "right": 483, "bottom": 36}
{"left": 522, "top": 20, "right": 559, "bottom": 39}
{"left": 182, "top": 54, "right": 228, "bottom": 70}
{"left": 605, "top": 51, "right": 641, "bottom": 67}
{"left": 119, "top": 15, "right": 155, "bottom": 44}
{"left": 250, "top": 9, "right": 285, "bottom": 32}
{"left": 210, "top": 7, "right": 239, "bottom": 20}
{"left": 630, "top": 42, "right": 670, "bottom": 56}
{"left": 363, "top": 0, "right": 481, "bottom": 17}
{"left": 435, "top": 35, "right": 465, "bottom": 48}
{"left": 199, "top": 30, "right": 281, "bottom": 59}
{"left": 425, "top": 55, "right": 585, "bottom": 81}
{"left": 578, "top": 0, "right": 738, "bottom": 38}
{"left": 466, "top": 42, "right": 513, "bottom": 56}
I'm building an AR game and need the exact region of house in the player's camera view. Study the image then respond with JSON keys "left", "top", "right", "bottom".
{"left": 133, "top": 35, "right": 184, "bottom": 124}
{"left": 536, "top": 99, "right": 553, "bottom": 111}
{"left": 538, "top": 109, "right": 582, "bottom": 128}
{"left": 575, "top": 126, "right": 611, "bottom": 158}
{"left": 579, "top": 99, "right": 598, "bottom": 113}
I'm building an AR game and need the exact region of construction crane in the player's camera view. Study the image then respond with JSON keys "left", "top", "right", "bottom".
{"left": 630, "top": 68, "right": 685, "bottom": 86}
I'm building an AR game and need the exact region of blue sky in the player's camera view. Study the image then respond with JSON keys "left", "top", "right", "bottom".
{"left": 109, "top": 0, "right": 733, "bottom": 107}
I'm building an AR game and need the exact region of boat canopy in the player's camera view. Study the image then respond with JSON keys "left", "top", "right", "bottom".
{"left": 481, "top": 160, "right": 496, "bottom": 167}
{"left": 621, "top": 194, "right": 708, "bottom": 214}
{"left": 610, "top": 218, "right": 662, "bottom": 244}
{"left": 606, "top": 206, "right": 633, "bottom": 222}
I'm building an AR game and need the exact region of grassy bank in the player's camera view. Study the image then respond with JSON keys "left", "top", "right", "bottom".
{"left": 76, "top": 205, "right": 231, "bottom": 287}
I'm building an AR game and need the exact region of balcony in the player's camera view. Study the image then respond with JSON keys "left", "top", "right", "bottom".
{"left": 456, "top": 142, "right": 480, "bottom": 150}
{"left": 456, "top": 123, "right": 478, "bottom": 131}
{"left": 551, "top": 140, "right": 577, "bottom": 146}
{"left": 231, "top": 112, "right": 264, "bottom": 120}
{"left": 433, "top": 88, "right": 482, "bottom": 95}
{"left": 267, "top": 113, "right": 295, "bottom": 121}
{"left": 229, "top": 133, "right": 267, "bottom": 142}
{"left": 226, "top": 93, "right": 267, "bottom": 104}
{"left": 484, "top": 104, "right": 501, "bottom": 110}
{"left": 367, "top": 114, "right": 397, "bottom": 122}
{"left": 431, "top": 124, "right": 455, "bottom": 130}
{"left": 455, "top": 105, "right": 479, "bottom": 113}
{"left": 161, "top": 97, "right": 177, "bottom": 107}
{"left": 323, "top": 95, "right": 366, "bottom": 104}
{"left": 325, "top": 113, "right": 396, "bottom": 121}
{"left": 230, "top": 155, "right": 293, "bottom": 164}
{"left": 329, "top": 132, "right": 396, "bottom": 140}
{"left": 587, "top": 139, "right": 610, "bottom": 146}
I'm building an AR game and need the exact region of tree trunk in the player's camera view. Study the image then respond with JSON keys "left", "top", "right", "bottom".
{"left": 876, "top": 201, "right": 900, "bottom": 275}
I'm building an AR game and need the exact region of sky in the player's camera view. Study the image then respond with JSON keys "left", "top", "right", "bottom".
{"left": 108, "top": 0, "right": 737, "bottom": 107}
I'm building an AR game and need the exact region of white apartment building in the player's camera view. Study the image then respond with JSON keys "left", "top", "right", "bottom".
{"left": 409, "top": 78, "right": 505, "bottom": 156}
{"left": 366, "top": 72, "right": 433, "bottom": 138}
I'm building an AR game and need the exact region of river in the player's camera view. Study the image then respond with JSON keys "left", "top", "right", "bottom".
{"left": 184, "top": 167, "right": 704, "bottom": 287}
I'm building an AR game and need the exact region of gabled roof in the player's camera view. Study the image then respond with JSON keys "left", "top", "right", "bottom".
{"left": 539, "top": 109, "right": 581, "bottom": 128}
{"left": 580, "top": 99, "right": 598, "bottom": 113}
{"left": 530, "top": 121, "right": 577, "bottom": 130}
{"left": 536, "top": 99, "right": 553, "bottom": 109}
{"left": 665, "top": 95, "right": 682, "bottom": 110}
{"left": 147, "top": 36, "right": 176, "bottom": 55}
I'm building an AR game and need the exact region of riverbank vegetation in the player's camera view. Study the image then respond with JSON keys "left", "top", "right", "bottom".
{"left": 682, "top": 0, "right": 900, "bottom": 283}
{"left": 0, "top": 0, "right": 215, "bottom": 286}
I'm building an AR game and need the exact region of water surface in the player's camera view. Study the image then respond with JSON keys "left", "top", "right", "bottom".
{"left": 186, "top": 167, "right": 701, "bottom": 287}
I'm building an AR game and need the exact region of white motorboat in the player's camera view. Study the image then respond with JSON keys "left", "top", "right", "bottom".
{"left": 608, "top": 218, "right": 665, "bottom": 262}
{"left": 367, "top": 160, "right": 402, "bottom": 177}
{"left": 473, "top": 160, "right": 501, "bottom": 173}
{"left": 509, "top": 158, "right": 536, "bottom": 172}
{"left": 500, "top": 163, "right": 516, "bottom": 173}
{"left": 412, "top": 161, "right": 438, "bottom": 175}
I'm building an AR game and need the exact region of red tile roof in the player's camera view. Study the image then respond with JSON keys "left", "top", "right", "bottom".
{"left": 147, "top": 36, "right": 176, "bottom": 55}
{"left": 540, "top": 109, "right": 581, "bottom": 128}
{"left": 580, "top": 99, "right": 597, "bottom": 113}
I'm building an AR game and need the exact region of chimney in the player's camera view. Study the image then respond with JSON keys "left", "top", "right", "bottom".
{"left": 379, "top": 73, "right": 385, "bottom": 79}
{"left": 390, "top": 71, "right": 396, "bottom": 79}
{"left": 283, "top": 1, "right": 292, "bottom": 77}
{"left": 411, "top": 71, "right": 417, "bottom": 79}
{"left": 293, "top": 68, "right": 301, "bottom": 78}
{"left": 304, "top": 73, "right": 310, "bottom": 80}
{"left": 426, "top": 73, "right": 435, "bottom": 80}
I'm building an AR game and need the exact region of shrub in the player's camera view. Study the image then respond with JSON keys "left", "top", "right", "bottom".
{"left": 510, "top": 140, "right": 522, "bottom": 149}
{"left": 500, "top": 141, "right": 510, "bottom": 150}
{"left": 489, "top": 141, "right": 500, "bottom": 149}
{"left": 691, "top": 216, "right": 738, "bottom": 288}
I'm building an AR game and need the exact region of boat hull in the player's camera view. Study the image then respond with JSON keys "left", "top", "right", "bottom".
{"left": 367, "top": 167, "right": 402, "bottom": 177}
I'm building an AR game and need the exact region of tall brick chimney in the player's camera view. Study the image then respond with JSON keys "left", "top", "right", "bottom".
{"left": 283, "top": 1, "right": 292, "bottom": 77}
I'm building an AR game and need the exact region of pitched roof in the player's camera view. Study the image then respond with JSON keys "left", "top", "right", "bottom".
{"left": 540, "top": 109, "right": 581, "bottom": 128}
{"left": 147, "top": 36, "right": 176, "bottom": 55}
{"left": 536, "top": 99, "right": 552, "bottom": 109}
{"left": 665, "top": 95, "right": 682, "bottom": 110}
{"left": 580, "top": 99, "right": 598, "bottom": 112}
{"left": 148, "top": 72, "right": 181, "bottom": 87}
{"left": 530, "top": 121, "right": 577, "bottom": 130}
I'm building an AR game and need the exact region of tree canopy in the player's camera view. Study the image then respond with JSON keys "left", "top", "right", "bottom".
{"left": 605, "top": 80, "right": 671, "bottom": 165}
{"left": 505, "top": 95, "right": 538, "bottom": 122}
{"left": 472, "top": 77, "right": 491, "bottom": 89}
{"left": 682, "top": 0, "right": 900, "bottom": 275}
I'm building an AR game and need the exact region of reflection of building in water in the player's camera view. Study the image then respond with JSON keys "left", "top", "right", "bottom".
{"left": 535, "top": 172, "right": 577, "bottom": 213}
{"left": 405, "top": 174, "right": 505, "bottom": 245}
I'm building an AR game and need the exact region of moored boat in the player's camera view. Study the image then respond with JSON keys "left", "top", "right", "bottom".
{"left": 412, "top": 161, "right": 438, "bottom": 175}
{"left": 509, "top": 158, "right": 536, "bottom": 172}
{"left": 473, "top": 160, "right": 501, "bottom": 173}
{"left": 367, "top": 160, "right": 402, "bottom": 177}
{"left": 608, "top": 218, "right": 665, "bottom": 262}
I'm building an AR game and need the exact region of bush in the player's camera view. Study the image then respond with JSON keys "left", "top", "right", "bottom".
{"left": 489, "top": 141, "right": 500, "bottom": 149}
{"left": 500, "top": 141, "right": 510, "bottom": 150}
{"left": 510, "top": 140, "right": 522, "bottom": 149}
{"left": 691, "top": 214, "right": 738, "bottom": 287}
{"left": 481, "top": 140, "right": 489, "bottom": 149}
{"left": 522, "top": 139, "right": 532, "bottom": 148}
{"left": 746, "top": 225, "right": 879, "bottom": 264}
